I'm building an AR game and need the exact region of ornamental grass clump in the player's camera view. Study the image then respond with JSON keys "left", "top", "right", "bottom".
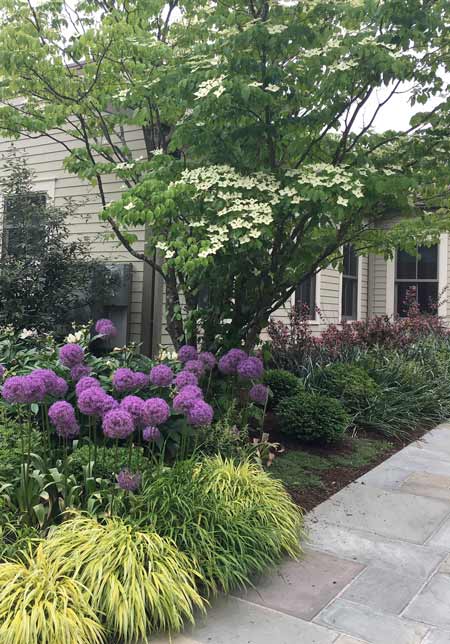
{"left": 0, "top": 545, "right": 105, "bottom": 644}
{"left": 43, "top": 514, "right": 204, "bottom": 643}
{"left": 141, "top": 456, "right": 303, "bottom": 595}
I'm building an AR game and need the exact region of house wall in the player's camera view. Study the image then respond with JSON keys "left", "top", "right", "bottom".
{"left": 0, "top": 129, "right": 149, "bottom": 345}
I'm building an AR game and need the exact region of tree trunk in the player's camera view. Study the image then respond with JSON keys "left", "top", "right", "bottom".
{"left": 164, "top": 267, "right": 185, "bottom": 350}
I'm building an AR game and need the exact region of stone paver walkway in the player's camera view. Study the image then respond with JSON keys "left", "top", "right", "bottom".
{"left": 153, "top": 423, "right": 450, "bottom": 644}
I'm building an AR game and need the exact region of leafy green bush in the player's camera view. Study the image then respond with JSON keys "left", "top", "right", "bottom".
{"left": 0, "top": 420, "right": 43, "bottom": 481}
{"left": 44, "top": 514, "right": 204, "bottom": 643}
{"left": 140, "top": 456, "right": 303, "bottom": 595}
{"left": 263, "top": 369, "right": 304, "bottom": 407}
{"left": 310, "top": 363, "right": 380, "bottom": 414}
{"left": 0, "top": 545, "right": 105, "bottom": 644}
{"left": 276, "top": 391, "right": 350, "bottom": 443}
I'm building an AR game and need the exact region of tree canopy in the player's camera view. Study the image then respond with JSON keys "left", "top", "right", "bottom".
{"left": 0, "top": 0, "right": 449, "bottom": 347}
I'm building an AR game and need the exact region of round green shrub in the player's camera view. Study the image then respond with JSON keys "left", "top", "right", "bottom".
{"left": 311, "top": 363, "right": 380, "bottom": 413}
{"left": 263, "top": 369, "right": 304, "bottom": 408}
{"left": 276, "top": 391, "right": 350, "bottom": 443}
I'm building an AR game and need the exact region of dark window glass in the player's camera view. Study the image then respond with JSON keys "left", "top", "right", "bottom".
{"left": 341, "top": 244, "right": 358, "bottom": 320}
{"left": 295, "top": 274, "right": 316, "bottom": 319}
{"left": 395, "top": 244, "right": 439, "bottom": 316}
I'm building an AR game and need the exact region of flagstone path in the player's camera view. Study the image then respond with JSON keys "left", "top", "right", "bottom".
{"left": 153, "top": 423, "right": 450, "bottom": 644}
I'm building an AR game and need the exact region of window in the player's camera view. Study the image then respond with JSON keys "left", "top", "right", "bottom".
{"left": 295, "top": 274, "right": 316, "bottom": 319}
{"left": 2, "top": 191, "right": 46, "bottom": 257}
{"left": 395, "top": 245, "right": 438, "bottom": 316}
{"left": 341, "top": 243, "right": 358, "bottom": 320}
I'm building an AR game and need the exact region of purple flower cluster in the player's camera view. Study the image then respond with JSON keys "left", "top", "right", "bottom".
{"left": 174, "top": 370, "right": 198, "bottom": 390}
{"left": 120, "top": 395, "right": 145, "bottom": 426}
{"left": 218, "top": 348, "right": 248, "bottom": 375}
{"left": 95, "top": 318, "right": 117, "bottom": 337}
{"left": 112, "top": 368, "right": 149, "bottom": 393}
{"left": 186, "top": 399, "right": 214, "bottom": 426}
{"left": 142, "top": 397, "right": 170, "bottom": 426}
{"left": 198, "top": 351, "right": 216, "bottom": 370}
{"left": 116, "top": 468, "right": 141, "bottom": 491}
{"left": 70, "top": 364, "right": 92, "bottom": 382}
{"left": 0, "top": 365, "right": 5, "bottom": 379}
{"left": 178, "top": 345, "right": 198, "bottom": 363}
{"left": 102, "top": 409, "right": 134, "bottom": 439}
{"left": 48, "top": 401, "right": 80, "bottom": 438}
{"left": 143, "top": 425, "right": 161, "bottom": 442}
{"left": 249, "top": 383, "right": 269, "bottom": 405}
{"left": 149, "top": 364, "right": 174, "bottom": 387}
{"left": 2, "top": 374, "right": 46, "bottom": 404}
{"left": 184, "top": 360, "right": 204, "bottom": 377}
{"left": 59, "top": 344, "right": 85, "bottom": 368}
{"left": 237, "top": 356, "right": 264, "bottom": 380}
{"left": 32, "top": 369, "right": 68, "bottom": 398}
{"left": 75, "top": 376, "right": 101, "bottom": 397}
{"left": 78, "top": 387, "right": 118, "bottom": 417}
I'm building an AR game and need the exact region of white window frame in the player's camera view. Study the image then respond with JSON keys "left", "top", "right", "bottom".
{"left": 290, "top": 270, "right": 321, "bottom": 324}
{"left": 386, "top": 233, "right": 448, "bottom": 318}
{"left": 338, "top": 246, "right": 363, "bottom": 323}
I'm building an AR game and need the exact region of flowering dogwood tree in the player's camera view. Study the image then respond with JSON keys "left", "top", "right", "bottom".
{"left": 0, "top": 0, "right": 449, "bottom": 348}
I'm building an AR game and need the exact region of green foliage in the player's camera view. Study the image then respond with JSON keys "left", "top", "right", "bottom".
{"left": 0, "top": 419, "right": 43, "bottom": 481}
{"left": 43, "top": 514, "right": 204, "bottom": 643}
{"left": 140, "top": 456, "right": 303, "bottom": 595}
{"left": 310, "top": 363, "right": 380, "bottom": 414}
{"left": 0, "top": 545, "right": 105, "bottom": 644}
{"left": 263, "top": 369, "right": 304, "bottom": 408}
{"left": 276, "top": 392, "right": 350, "bottom": 443}
{"left": 0, "top": 155, "right": 116, "bottom": 333}
{"left": 69, "top": 444, "right": 146, "bottom": 481}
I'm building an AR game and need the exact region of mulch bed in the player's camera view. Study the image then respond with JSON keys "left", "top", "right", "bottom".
{"left": 263, "top": 415, "right": 430, "bottom": 512}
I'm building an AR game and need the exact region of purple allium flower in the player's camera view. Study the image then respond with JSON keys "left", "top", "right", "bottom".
{"left": 48, "top": 401, "right": 80, "bottom": 438}
{"left": 184, "top": 360, "right": 204, "bottom": 377}
{"left": 237, "top": 356, "right": 264, "bottom": 380}
{"left": 102, "top": 409, "right": 134, "bottom": 439}
{"left": 24, "top": 374, "right": 47, "bottom": 403}
{"left": 59, "top": 344, "right": 85, "bottom": 368}
{"left": 174, "top": 370, "right": 198, "bottom": 390}
{"left": 112, "top": 368, "right": 136, "bottom": 393}
{"left": 218, "top": 348, "right": 248, "bottom": 375}
{"left": 173, "top": 385, "right": 203, "bottom": 413}
{"left": 142, "top": 397, "right": 170, "bottom": 426}
{"left": 178, "top": 345, "right": 198, "bottom": 363}
{"left": 75, "top": 376, "right": 101, "bottom": 398}
{"left": 143, "top": 425, "right": 161, "bottom": 442}
{"left": 149, "top": 364, "right": 174, "bottom": 387}
{"left": 95, "top": 318, "right": 117, "bottom": 337}
{"left": 0, "top": 365, "right": 5, "bottom": 379}
{"left": 53, "top": 377, "right": 69, "bottom": 399}
{"left": 120, "top": 395, "right": 145, "bottom": 426}
{"left": 78, "top": 387, "right": 117, "bottom": 417}
{"left": 116, "top": 469, "right": 141, "bottom": 492}
{"left": 2, "top": 376, "right": 29, "bottom": 404}
{"left": 198, "top": 351, "right": 216, "bottom": 370}
{"left": 70, "top": 364, "right": 92, "bottom": 382}
{"left": 31, "top": 369, "right": 61, "bottom": 397}
{"left": 249, "top": 383, "right": 269, "bottom": 405}
{"left": 186, "top": 400, "right": 214, "bottom": 426}
{"left": 134, "top": 372, "right": 150, "bottom": 390}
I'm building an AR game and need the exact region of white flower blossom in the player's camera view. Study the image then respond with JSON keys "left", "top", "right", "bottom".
{"left": 65, "top": 330, "right": 83, "bottom": 343}
{"left": 337, "top": 196, "right": 348, "bottom": 207}
{"left": 265, "top": 84, "right": 280, "bottom": 92}
{"left": 124, "top": 202, "right": 135, "bottom": 211}
{"left": 266, "top": 24, "right": 288, "bottom": 35}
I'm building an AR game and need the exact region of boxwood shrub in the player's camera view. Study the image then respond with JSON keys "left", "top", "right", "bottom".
{"left": 310, "top": 363, "right": 380, "bottom": 414}
{"left": 263, "top": 369, "right": 304, "bottom": 408}
{"left": 276, "top": 391, "right": 350, "bottom": 443}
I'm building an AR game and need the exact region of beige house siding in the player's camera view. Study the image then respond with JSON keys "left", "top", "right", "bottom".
{"left": 0, "top": 129, "right": 148, "bottom": 345}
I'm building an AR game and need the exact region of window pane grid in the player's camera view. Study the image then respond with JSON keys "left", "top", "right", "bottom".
{"left": 395, "top": 245, "right": 438, "bottom": 316}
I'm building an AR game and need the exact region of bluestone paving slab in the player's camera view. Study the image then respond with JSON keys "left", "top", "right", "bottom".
{"left": 426, "top": 517, "right": 450, "bottom": 550}
{"left": 335, "top": 637, "right": 368, "bottom": 644}
{"left": 438, "top": 555, "right": 450, "bottom": 574}
{"left": 306, "top": 520, "right": 445, "bottom": 578}
{"left": 150, "top": 596, "right": 339, "bottom": 644}
{"left": 357, "top": 464, "right": 411, "bottom": 490}
{"left": 341, "top": 566, "right": 424, "bottom": 614}
{"left": 404, "top": 574, "right": 450, "bottom": 629}
{"left": 310, "top": 483, "right": 450, "bottom": 544}
{"left": 400, "top": 473, "right": 450, "bottom": 502}
{"left": 316, "top": 599, "right": 429, "bottom": 644}
{"left": 424, "top": 629, "right": 450, "bottom": 644}
{"left": 235, "top": 549, "right": 364, "bottom": 620}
